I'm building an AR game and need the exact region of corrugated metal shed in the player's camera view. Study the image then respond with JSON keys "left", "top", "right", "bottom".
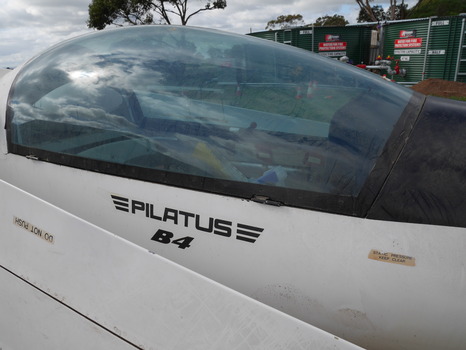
{"left": 248, "top": 25, "right": 374, "bottom": 65}
{"left": 248, "top": 16, "right": 466, "bottom": 83}
{"left": 454, "top": 17, "right": 466, "bottom": 82}
{"left": 382, "top": 15, "right": 466, "bottom": 83}
{"left": 313, "top": 26, "right": 373, "bottom": 64}
{"left": 382, "top": 18, "right": 429, "bottom": 83}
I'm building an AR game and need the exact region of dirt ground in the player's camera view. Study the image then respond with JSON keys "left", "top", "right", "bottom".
{"left": 410, "top": 78, "right": 466, "bottom": 98}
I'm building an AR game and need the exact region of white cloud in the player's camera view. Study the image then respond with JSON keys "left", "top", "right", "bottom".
{"left": 0, "top": 0, "right": 92, "bottom": 67}
{"left": 0, "top": 0, "right": 419, "bottom": 68}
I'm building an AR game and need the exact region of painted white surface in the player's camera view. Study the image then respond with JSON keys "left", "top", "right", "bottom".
{"left": 0, "top": 69, "right": 12, "bottom": 79}
{"left": 0, "top": 179, "right": 362, "bottom": 350}
{"left": 0, "top": 155, "right": 465, "bottom": 350}
{"left": 0, "top": 267, "right": 136, "bottom": 350}
{"left": 1, "top": 68, "right": 466, "bottom": 350}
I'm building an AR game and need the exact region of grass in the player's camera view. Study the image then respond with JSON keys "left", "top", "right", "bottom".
{"left": 448, "top": 96, "right": 466, "bottom": 102}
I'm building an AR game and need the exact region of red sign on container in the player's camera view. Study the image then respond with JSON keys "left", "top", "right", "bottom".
{"left": 399, "top": 30, "right": 417, "bottom": 38}
{"left": 318, "top": 42, "right": 347, "bottom": 51}
{"left": 394, "top": 38, "right": 422, "bottom": 48}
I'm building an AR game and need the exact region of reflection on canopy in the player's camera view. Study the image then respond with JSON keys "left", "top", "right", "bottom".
{"left": 8, "top": 25, "right": 413, "bottom": 196}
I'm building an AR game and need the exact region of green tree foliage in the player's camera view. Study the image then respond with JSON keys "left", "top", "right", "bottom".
{"left": 266, "top": 14, "right": 305, "bottom": 30}
{"left": 407, "top": 0, "right": 466, "bottom": 18}
{"left": 357, "top": 5, "right": 385, "bottom": 22}
{"left": 88, "top": 0, "right": 227, "bottom": 29}
{"left": 356, "top": 0, "right": 407, "bottom": 22}
{"left": 314, "top": 14, "right": 349, "bottom": 26}
{"left": 357, "top": 3, "right": 408, "bottom": 22}
{"left": 356, "top": 0, "right": 378, "bottom": 22}
{"left": 387, "top": 2, "right": 408, "bottom": 20}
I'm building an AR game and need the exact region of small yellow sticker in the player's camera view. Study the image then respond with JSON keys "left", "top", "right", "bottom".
{"left": 13, "top": 216, "right": 54, "bottom": 244}
{"left": 368, "top": 249, "right": 415, "bottom": 267}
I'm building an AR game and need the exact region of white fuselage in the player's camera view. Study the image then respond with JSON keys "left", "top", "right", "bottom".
{"left": 0, "top": 152, "right": 465, "bottom": 350}
{"left": 1, "top": 68, "right": 465, "bottom": 350}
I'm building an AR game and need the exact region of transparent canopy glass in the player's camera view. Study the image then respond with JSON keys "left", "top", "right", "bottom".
{"left": 8, "top": 25, "right": 413, "bottom": 197}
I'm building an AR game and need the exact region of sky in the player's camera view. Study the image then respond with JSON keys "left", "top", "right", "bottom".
{"left": 0, "top": 0, "right": 418, "bottom": 68}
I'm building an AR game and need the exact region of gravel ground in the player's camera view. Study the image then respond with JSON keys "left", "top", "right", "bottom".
{"left": 410, "top": 78, "right": 466, "bottom": 99}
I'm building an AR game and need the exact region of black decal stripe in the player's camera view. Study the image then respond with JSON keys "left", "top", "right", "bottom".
{"left": 111, "top": 195, "right": 129, "bottom": 212}
{"left": 113, "top": 200, "right": 129, "bottom": 207}
{"left": 237, "top": 223, "right": 264, "bottom": 232}
{"left": 114, "top": 206, "right": 129, "bottom": 212}
{"left": 236, "top": 235, "right": 256, "bottom": 243}
{"left": 111, "top": 195, "right": 128, "bottom": 202}
{"left": 236, "top": 223, "right": 263, "bottom": 243}
{"left": 236, "top": 229, "right": 261, "bottom": 238}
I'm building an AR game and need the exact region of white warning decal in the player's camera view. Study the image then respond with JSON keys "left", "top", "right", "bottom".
{"left": 13, "top": 216, "right": 54, "bottom": 244}
{"left": 368, "top": 249, "right": 415, "bottom": 266}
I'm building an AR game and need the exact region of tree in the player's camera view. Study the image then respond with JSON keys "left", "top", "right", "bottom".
{"left": 387, "top": 1, "right": 408, "bottom": 20}
{"left": 407, "top": 0, "right": 466, "bottom": 18}
{"left": 386, "top": 0, "right": 407, "bottom": 20}
{"left": 357, "top": 5, "right": 386, "bottom": 23}
{"left": 314, "top": 14, "right": 349, "bottom": 26}
{"left": 356, "top": 0, "right": 408, "bottom": 22}
{"left": 355, "top": 0, "right": 378, "bottom": 22}
{"left": 88, "top": 0, "right": 227, "bottom": 30}
{"left": 266, "top": 14, "right": 305, "bottom": 30}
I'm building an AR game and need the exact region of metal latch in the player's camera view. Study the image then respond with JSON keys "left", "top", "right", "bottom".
{"left": 251, "top": 195, "right": 282, "bottom": 207}
{"left": 25, "top": 155, "right": 39, "bottom": 160}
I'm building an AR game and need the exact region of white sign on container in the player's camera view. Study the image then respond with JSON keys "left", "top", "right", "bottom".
{"left": 432, "top": 20, "right": 449, "bottom": 26}
{"left": 428, "top": 50, "right": 446, "bottom": 55}
{"left": 395, "top": 49, "right": 422, "bottom": 55}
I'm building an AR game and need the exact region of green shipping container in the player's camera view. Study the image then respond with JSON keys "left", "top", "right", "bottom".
{"left": 248, "top": 25, "right": 374, "bottom": 66}
{"left": 382, "top": 15, "right": 466, "bottom": 83}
